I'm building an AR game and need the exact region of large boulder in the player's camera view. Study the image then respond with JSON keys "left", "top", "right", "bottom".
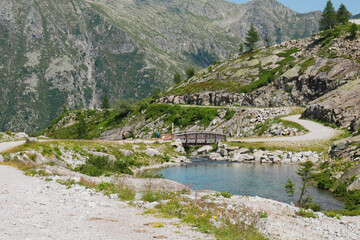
{"left": 26, "top": 137, "right": 38, "bottom": 143}
{"left": 119, "top": 149, "right": 133, "bottom": 157}
{"left": 196, "top": 145, "right": 213, "bottom": 154}
{"left": 144, "top": 148, "right": 161, "bottom": 157}
{"left": 175, "top": 145, "right": 185, "bottom": 154}
{"left": 87, "top": 151, "right": 117, "bottom": 162}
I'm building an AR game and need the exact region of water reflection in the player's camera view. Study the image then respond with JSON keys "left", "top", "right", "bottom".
{"left": 157, "top": 157, "right": 344, "bottom": 210}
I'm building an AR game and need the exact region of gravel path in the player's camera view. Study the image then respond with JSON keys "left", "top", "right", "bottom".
{"left": 0, "top": 142, "right": 213, "bottom": 240}
{"left": 0, "top": 165, "right": 213, "bottom": 240}
{"left": 0, "top": 141, "right": 25, "bottom": 152}
{"left": 231, "top": 115, "right": 339, "bottom": 142}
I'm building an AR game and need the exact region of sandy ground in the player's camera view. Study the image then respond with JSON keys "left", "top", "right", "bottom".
{"left": 231, "top": 115, "right": 339, "bottom": 142}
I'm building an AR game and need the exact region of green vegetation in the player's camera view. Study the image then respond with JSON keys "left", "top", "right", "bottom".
{"left": 349, "top": 23, "right": 359, "bottom": 39}
{"left": 75, "top": 155, "right": 139, "bottom": 176}
{"left": 214, "top": 191, "right": 233, "bottom": 198}
{"left": 97, "top": 182, "right": 135, "bottom": 200}
{"left": 253, "top": 116, "right": 308, "bottom": 136}
{"left": 295, "top": 208, "right": 317, "bottom": 218}
{"left": 336, "top": 3, "right": 351, "bottom": 25}
{"left": 245, "top": 24, "right": 259, "bottom": 51}
{"left": 173, "top": 72, "right": 181, "bottom": 84}
{"left": 144, "top": 104, "right": 219, "bottom": 130}
{"left": 320, "top": 1, "right": 337, "bottom": 30}
{"left": 144, "top": 191, "right": 266, "bottom": 239}
{"left": 186, "top": 68, "right": 195, "bottom": 79}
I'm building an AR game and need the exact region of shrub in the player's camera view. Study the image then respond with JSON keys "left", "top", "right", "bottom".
{"left": 75, "top": 155, "right": 135, "bottom": 177}
{"left": 186, "top": 67, "right": 195, "bottom": 79}
{"left": 333, "top": 182, "right": 347, "bottom": 197}
{"left": 224, "top": 109, "right": 236, "bottom": 120}
{"left": 296, "top": 208, "right": 316, "bottom": 218}
{"left": 313, "top": 170, "right": 336, "bottom": 190}
{"left": 344, "top": 190, "right": 360, "bottom": 211}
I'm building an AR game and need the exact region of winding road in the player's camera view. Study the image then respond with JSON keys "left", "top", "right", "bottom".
{"left": 230, "top": 114, "right": 339, "bottom": 142}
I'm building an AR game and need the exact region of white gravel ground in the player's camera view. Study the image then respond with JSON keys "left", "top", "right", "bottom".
{"left": 0, "top": 165, "right": 213, "bottom": 240}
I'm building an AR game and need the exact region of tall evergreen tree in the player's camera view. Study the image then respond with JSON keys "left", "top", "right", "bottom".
{"left": 101, "top": 94, "right": 110, "bottom": 117}
{"left": 101, "top": 94, "right": 110, "bottom": 110}
{"left": 76, "top": 116, "right": 88, "bottom": 139}
{"left": 337, "top": 3, "right": 351, "bottom": 24}
{"left": 173, "top": 72, "right": 181, "bottom": 84}
{"left": 186, "top": 67, "right": 195, "bottom": 79}
{"left": 245, "top": 24, "right": 259, "bottom": 51}
{"left": 320, "top": 1, "right": 337, "bottom": 30}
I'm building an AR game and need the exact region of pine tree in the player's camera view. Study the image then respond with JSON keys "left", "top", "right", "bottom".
{"left": 101, "top": 94, "right": 110, "bottom": 110}
{"left": 297, "top": 161, "right": 314, "bottom": 206}
{"left": 320, "top": 1, "right": 337, "bottom": 30}
{"left": 245, "top": 24, "right": 259, "bottom": 51}
{"left": 186, "top": 67, "right": 195, "bottom": 79}
{"left": 239, "top": 42, "right": 244, "bottom": 53}
{"left": 101, "top": 94, "right": 110, "bottom": 117}
{"left": 76, "top": 116, "right": 88, "bottom": 139}
{"left": 173, "top": 72, "right": 181, "bottom": 84}
{"left": 337, "top": 4, "right": 351, "bottom": 24}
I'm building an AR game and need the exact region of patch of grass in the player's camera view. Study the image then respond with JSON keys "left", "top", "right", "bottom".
{"left": 214, "top": 191, "right": 233, "bottom": 198}
{"left": 299, "top": 58, "right": 316, "bottom": 74}
{"left": 137, "top": 170, "right": 164, "bottom": 178}
{"left": 224, "top": 109, "right": 236, "bottom": 120}
{"left": 141, "top": 190, "right": 172, "bottom": 202}
{"left": 295, "top": 208, "right": 316, "bottom": 218}
{"left": 75, "top": 154, "right": 139, "bottom": 176}
{"left": 144, "top": 104, "right": 219, "bottom": 131}
{"left": 253, "top": 116, "right": 308, "bottom": 136}
{"left": 57, "top": 179, "right": 77, "bottom": 188}
{"left": 151, "top": 222, "right": 165, "bottom": 228}
{"left": 150, "top": 193, "right": 266, "bottom": 239}
{"left": 96, "top": 182, "right": 135, "bottom": 200}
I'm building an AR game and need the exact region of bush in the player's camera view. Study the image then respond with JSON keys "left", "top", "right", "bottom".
{"left": 224, "top": 109, "right": 236, "bottom": 120}
{"left": 75, "top": 155, "right": 136, "bottom": 176}
{"left": 333, "top": 182, "right": 347, "bottom": 197}
{"left": 344, "top": 190, "right": 360, "bottom": 211}
{"left": 186, "top": 68, "right": 195, "bottom": 79}
{"left": 313, "top": 170, "right": 336, "bottom": 190}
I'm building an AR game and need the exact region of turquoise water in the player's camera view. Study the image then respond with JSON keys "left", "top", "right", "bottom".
{"left": 157, "top": 157, "right": 344, "bottom": 210}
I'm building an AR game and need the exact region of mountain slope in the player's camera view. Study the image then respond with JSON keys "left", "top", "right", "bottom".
{"left": 160, "top": 24, "right": 359, "bottom": 107}
{"left": 0, "top": 0, "right": 321, "bottom": 132}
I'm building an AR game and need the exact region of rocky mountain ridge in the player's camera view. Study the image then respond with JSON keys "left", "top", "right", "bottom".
{"left": 158, "top": 24, "right": 360, "bottom": 130}
{"left": 0, "top": 0, "right": 321, "bottom": 132}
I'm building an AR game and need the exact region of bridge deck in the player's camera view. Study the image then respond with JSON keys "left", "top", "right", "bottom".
{"left": 173, "top": 131, "right": 226, "bottom": 146}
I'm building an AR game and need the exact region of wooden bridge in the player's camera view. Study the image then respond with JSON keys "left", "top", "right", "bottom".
{"left": 172, "top": 131, "right": 227, "bottom": 146}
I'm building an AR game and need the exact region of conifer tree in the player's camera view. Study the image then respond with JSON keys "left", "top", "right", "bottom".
{"left": 186, "top": 68, "right": 195, "bottom": 79}
{"left": 239, "top": 42, "right": 244, "bottom": 53}
{"left": 173, "top": 72, "right": 181, "bottom": 84}
{"left": 245, "top": 24, "right": 259, "bottom": 51}
{"left": 337, "top": 3, "right": 351, "bottom": 24}
{"left": 320, "top": 0, "right": 337, "bottom": 30}
{"left": 76, "top": 116, "right": 88, "bottom": 139}
{"left": 101, "top": 94, "right": 110, "bottom": 117}
{"left": 101, "top": 94, "right": 110, "bottom": 110}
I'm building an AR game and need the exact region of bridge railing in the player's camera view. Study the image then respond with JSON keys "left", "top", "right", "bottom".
{"left": 173, "top": 131, "right": 226, "bottom": 146}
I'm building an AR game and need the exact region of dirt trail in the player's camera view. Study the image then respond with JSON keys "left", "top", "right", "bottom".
{"left": 231, "top": 115, "right": 339, "bottom": 142}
